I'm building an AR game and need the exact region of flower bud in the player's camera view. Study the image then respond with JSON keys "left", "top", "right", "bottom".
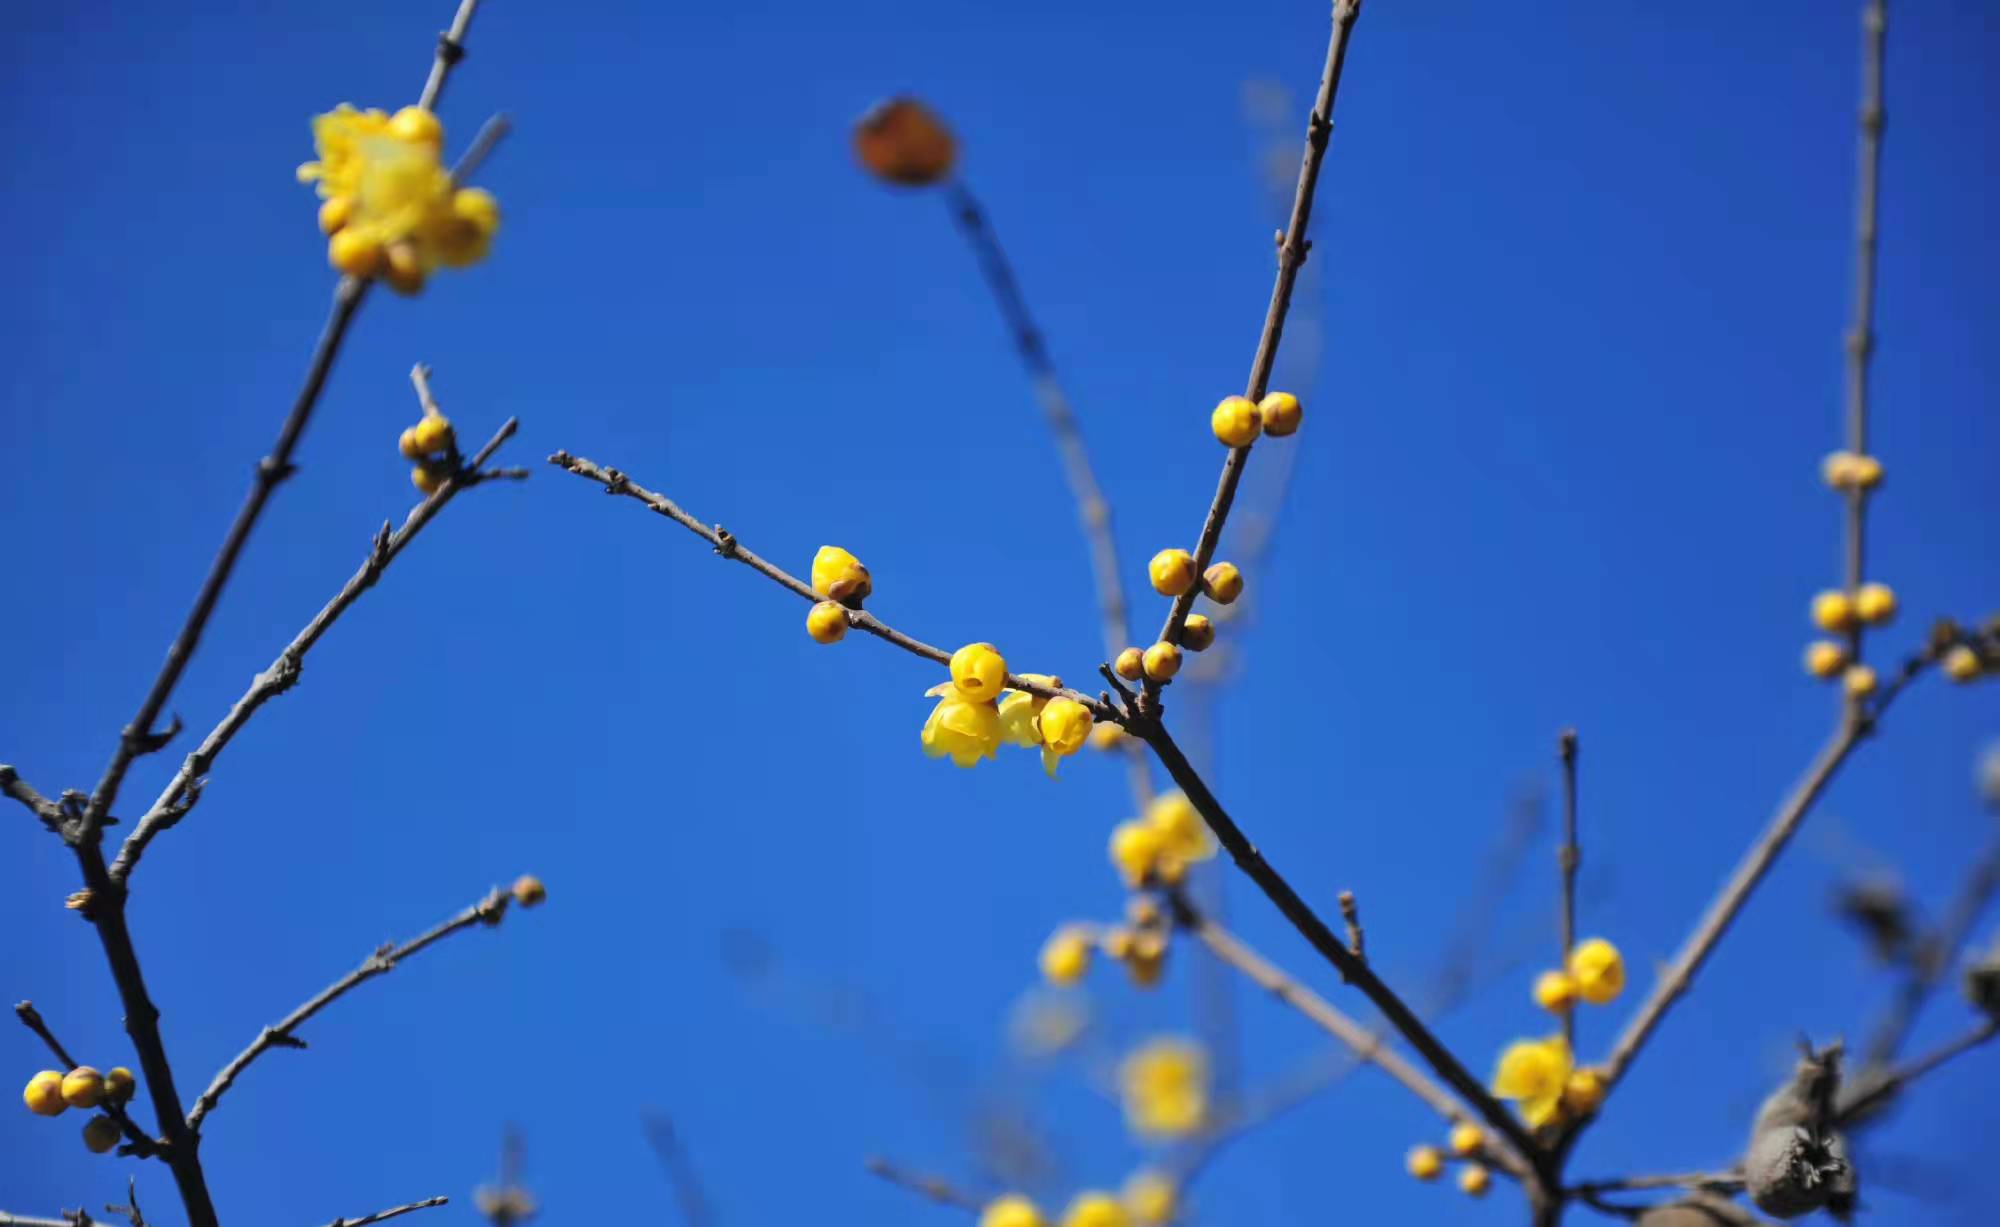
{"left": 1842, "top": 664, "right": 1878, "bottom": 699}
{"left": 23, "top": 1071, "right": 66, "bottom": 1116}
{"left": 1812, "top": 590, "right": 1857, "bottom": 633}
{"left": 950, "top": 642, "right": 1008, "bottom": 702}
{"left": 1039, "top": 925, "right": 1093, "bottom": 987}
{"left": 1803, "top": 640, "right": 1847, "bottom": 679}
{"left": 853, "top": 97, "right": 958, "bottom": 187}
{"left": 1210, "top": 396, "right": 1262, "bottom": 448}
{"left": 60, "top": 1067, "right": 105, "bottom": 1110}
{"left": 82, "top": 1114, "right": 119, "bottom": 1154}
{"left": 1180, "top": 614, "right": 1215, "bottom": 652}
{"left": 806, "top": 600, "right": 849, "bottom": 644}
{"left": 1113, "top": 647, "right": 1145, "bottom": 681}
{"left": 1534, "top": 969, "right": 1579, "bottom": 1013}
{"left": 102, "top": 1067, "right": 134, "bottom": 1105}
{"left": 1258, "top": 391, "right": 1303, "bottom": 437}
{"left": 811, "top": 546, "right": 872, "bottom": 604}
{"left": 1854, "top": 582, "right": 1896, "bottom": 625}
{"left": 511, "top": 874, "right": 547, "bottom": 907}
{"left": 1148, "top": 549, "right": 1198, "bottom": 597}
{"left": 1405, "top": 1144, "right": 1444, "bottom": 1181}
{"left": 1448, "top": 1121, "right": 1484, "bottom": 1156}
{"left": 410, "top": 414, "right": 454, "bottom": 456}
{"left": 1202, "top": 562, "right": 1243, "bottom": 605}
{"left": 1457, "top": 1164, "right": 1491, "bottom": 1198}
{"left": 1142, "top": 642, "right": 1182, "bottom": 682}
{"left": 1943, "top": 644, "right": 1982, "bottom": 683}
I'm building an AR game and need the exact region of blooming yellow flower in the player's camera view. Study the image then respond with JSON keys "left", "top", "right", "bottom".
{"left": 1533, "top": 969, "right": 1579, "bottom": 1013}
{"left": 1843, "top": 663, "right": 1878, "bottom": 699}
{"left": 979, "top": 1195, "right": 1046, "bottom": 1227}
{"left": 1201, "top": 562, "right": 1242, "bottom": 605}
{"left": 806, "top": 600, "right": 849, "bottom": 644}
{"left": 299, "top": 105, "right": 499, "bottom": 282}
{"left": 1037, "top": 697, "right": 1093, "bottom": 776}
{"left": 1803, "top": 640, "right": 1847, "bottom": 679}
{"left": 1061, "top": 1193, "right": 1130, "bottom": 1227}
{"left": 23, "top": 1071, "right": 66, "bottom": 1117}
{"left": 1944, "top": 644, "right": 1982, "bottom": 683}
{"left": 920, "top": 685, "right": 1001, "bottom": 767}
{"left": 1854, "top": 582, "right": 1897, "bottom": 625}
{"left": 1040, "top": 925, "right": 1094, "bottom": 986}
{"left": 1110, "top": 820, "right": 1165, "bottom": 888}
{"left": 950, "top": 642, "right": 1009, "bottom": 702}
{"left": 810, "top": 546, "right": 872, "bottom": 603}
{"left": 1148, "top": 549, "right": 1198, "bottom": 597}
{"left": 1119, "top": 1037, "right": 1208, "bottom": 1139}
{"left": 1493, "top": 1034, "right": 1573, "bottom": 1128}
{"left": 1258, "top": 391, "right": 1302, "bottom": 437}
{"left": 1812, "top": 590, "right": 1856, "bottom": 634}
{"left": 1562, "top": 1067, "right": 1607, "bottom": 1115}
{"left": 1568, "top": 938, "right": 1625, "bottom": 1005}
{"left": 1405, "top": 1144, "right": 1444, "bottom": 1181}
{"left": 1121, "top": 1170, "right": 1177, "bottom": 1225}
{"left": 1448, "top": 1121, "right": 1484, "bottom": 1157}
{"left": 1458, "top": 1164, "right": 1492, "bottom": 1198}
{"left": 1142, "top": 642, "right": 1182, "bottom": 682}
{"left": 1144, "top": 792, "right": 1215, "bottom": 866}
{"left": 995, "top": 676, "right": 1065, "bottom": 750}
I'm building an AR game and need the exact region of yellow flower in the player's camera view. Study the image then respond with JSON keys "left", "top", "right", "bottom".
{"left": 1202, "top": 563, "right": 1243, "bottom": 605}
{"left": 979, "top": 1195, "right": 1046, "bottom": 1227}
{"left": 1258, "top": 391, "right": 1303, "bottom": 437}
{"left": 1180, "top": 614, "right": 1215, "bottom": 652}
{"left": 82, "top": 1114, "right": 119, "bottom": 1154}
{"left": 1210, "top": 396, "right": 1261, "bottom": 448}
{"left": 1040, "top": 925, "right": 1094, "bottom": 986}
{"left": 1405, "top": 1144, "right": 1444, "bottom": 1181}
{"left": 1122, "top": 1170, "right": 1177, "bottom": 1225}
{"left": 1088, "top": 722, "right": 1128, "bottom": 751}
{"left": 810, "top": 545, "right": 872, "bottom": 603}
{"left": 60, "top": 1068, "right": 104, "bottom": 1110}
{"left": 920, "top": 686, "right": 1001, "bottom": 767}
{"left": 1448, "top": 1121, "right": 1484, "bottom": 1157}
{"left": 1843, "top": 663, "right": 1878, "bottom": 698}
{"left": 1803, "top": 640, "right": 1847, "bottom": 679}
{"left": 1037, "top": 697, "right": 1093, "bottom": 776}
{"left": 1533, "top": 969, "right": 1579, "bottom": 1013}
{"left": 1113, "top": 647, "right": 1145, "bottom": 681}
{"left": 1854, "top": 582, "right": 1897, "bottom": 625}
{"left": 1812, "top": 590, "right": 1856, "bottom": 633}
{"left": 1493, "top": 1034, "right": 1573, "bottom": 1128}
{"left": 950, "top": 642, "right": 1009, "bottom": 702}
{"left": 1458, "top": 1165, "right": 1492, "bottom": 1198}
{"left": 1144, "top": 792, "right": 1214, "bottom": 865}
{"left": 511, "top": 875, "right": 547, "bottom": 907}
{"left": 1125, "top": 929, "right": 1169, "bottom": 987}
{"left": 1061, "top": 1193, "right": 1130, "bottom": 1227}
{"left": 997, "top": 675, "right": 1064, "bottom": 748}
{"left": 806, "top": 600, "right": 849, "bottom": 644}
{"left": 300, "top": 104, "right": 496, "bottom": 279}
{"left": 1149, "top": 549, "right": 1198, "bottom": 597}
{"left": 1944, "top": 644, "right": 1982, "bottom": 683}
{"left": 1568, "top": 938, "right": 1625, "bottom": 1005}
{"left": 1110, "top": 820, "right": 1165, "bottom": 888}
{"left": 23, "top": 1071, "right": 67, "bottom": 1117}
{"left": 385, "top": 105, "right": 444, "bottom": 149}
{"left": 1119, "top": 1037, "right": 1208, "bottom": 1139}
{"left": 1142, "top": 642, "right": 1182, "bottom": 682}
{"left": 1562, "top": 1067, "right": 1607, "bottom": 1115}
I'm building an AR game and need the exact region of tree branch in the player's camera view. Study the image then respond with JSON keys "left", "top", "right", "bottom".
{"left": 1558, "top": 729, "right": 1580, "bottom": 1051}
{"left": 1859, "top": 824, "right": 2000, "bottom": 1069}
{"left": 325, "top": 1197, "right": 447, "bottom": 1227}
{"left": 110, "top": 416, "right": 523, "bottom": 882}
{"left": 644, "top": 1113, "right": 716, "bottom": 1227}
{"left": 186, "top": 887, "right": 514, "bottom": 1132}
{"left": 0, "top": 767, "right": 66, "bottom": 833}
{"left": 1839, "top": 0, "right": 1887, "bottom": 684}
{"left": 1837, "top": 1017, "right": 1997, "bottom": 1126}
{"left": 863, "top": 1157, "right": 984, "bottom": 1212}
{"left": 13, "top": 1002, "right": 161, "bottom": 1158}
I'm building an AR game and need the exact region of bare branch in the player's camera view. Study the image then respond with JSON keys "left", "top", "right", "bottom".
{"left": 546, "top": 451, "right": 1120, "bottom": 722}
{"left": 863, "top": 1157, "right": 984, "bottom": 1212}
{"left": 110, "top": 417, "right": 522, "bottom": 881}
{"left": 0, "top": 766, "right": 66, "bottom": 833}
{"left": 1559, "top": 728, "right": 1580, "bottom": 1050}
{"left": 644, "top": 1113, "right": 716, "bottom": 1227}
{"left": 13, "top": 1002, "right": 161, "bottom": 1158}
{"left": 416, "top": 0, "right": 481, "bottom": 111}
{"left": 1859, "top": 825, "right": 2000, "bottom": 1068}
{"left": 325, "top": 1197, "right": 447, "bottom": 1227}
{"left": 0, "top": 1214, "right": 107, "bottom": 1227}
{"left": 1838, "top": 0, "right": 1887, "bottom": 682}
{"left": 1569, "top": 1172, "right": 1746, "bottom": 1197}
{"left": 1837, "top": 1018, "right": 1998, "bottom": 1126}
{"left": 187, "top": 887, "right": 513, "bottom": 1132}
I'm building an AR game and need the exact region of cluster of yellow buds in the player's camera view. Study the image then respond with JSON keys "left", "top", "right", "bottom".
{"left": 1209, "top": 391, "right": 1304, "bottom": 449}
{"left": 805, "top": 545, "right": 872, "bottom": 643}
{"left": 21, "top": 1064, "right": 135, "bottom": 1154}
{"left": 1803, "top": 583, "right": 1897, "bottom": 696}
{"left": 300, "top": 104, "right": 501, "bottom": 292}
{"left": 1117, "top": 558, "right": 1244, "bottom": 684}
{"left": 1039, "top": 894, "right": 1173, "bottom": 991}
{"left": 398, "top": 404, "right": 458, "bottom": 495}
{"left": 1404, "top": 1125, "right": 1491, "bottom": 1197}
{"left": 1108, "top": 792, "right": 1217, "bottom": 890}
{"left": 1531, "top": 936, "right": 1626, "bottom": 1014}
{"left": 1119, "top": 1036, "right": 1209, "bottom": 1140}
{"left": 978, "top": 1174, "right": 1178, "bottom": 1227}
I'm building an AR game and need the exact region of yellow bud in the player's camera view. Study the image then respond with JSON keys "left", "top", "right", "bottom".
{"left": 810, "top": 545, "right": 872, "bottom": 603}
{"left": 1448, "top": 1121, "right": 1484, "bottom": 1157}
{"left": 806, "top": 600, "right": 849, "bottom": 644}
{"left": 1943, "top": 644, "right": 1982, "bottom": 683}
{"left": 386, "top": 105, "right": 444, "bottom": 149}
{"left": 452, "top": 188, "right": 502, "bottom": 237}
{"left": 1803, "top": 640, "right": 1847, "bottom": 679}
{"left": 1126, "top": 930, "right": 1168, "bottom": 987}
{"left": 318, "top": 195, "right": 354, "bottom": 235}
{"left": 1040, "top": 926, "right": 1094, "bottom": 986}
{"left": 1060, "top": 1191, "right": 1130, "bottom": 1227}
{"left": 328, "top": 227, "right": 383, "bottom": 277}
{"left": 1202, "top": 562, "right": 1243, "bottom": 605}
{"left": 511, "top": 874, "right": 547, "bottom": 907}
{"left": 853, "top": 97, "right": 959, "bottom": 187}
{"left": 398, "top": 426, "right": 424, "bottom": 460}
{"left": 382, "top": 241, "right": 427, "bottom": 296}
{"left": 1848, "top": 453, "right": 1883, "bottom": 489}
{"left": 1567, "top": 938, "right": 1625, "bottom": 1005}
{"left": 1533, "top": 969, "right": 1579, "bottom": 1013}
{"left": 82, "top": 1114, "right": 119, "bottom": 1154}
{"left": 60, "top": 1067, "right": 104, "bottom": 1110}
{"left": 1180, "top": 614, "right": 1215, "bottom": 652}
{"left": 1121, "top": 1170, "right": 1177, "bottom": 1225}
{"left": 1210, "top": 396, "right": 1262, "bottom": 448}
{"left": 1258, "top": 391, "right": 1302, "bottom": 437}
{"left": 1458, "top": 1164, "right": 1492, "bottom": 1198}
{"left": 102, "top": 1068, "right": 134, "bottom": 1105}
{"left": 978, "top": 1194, "right": 1046, "bottom": 1227}
{"left": 23, "top": 1071, "right": 67, "bottom": 1117}
{"left": 1562, "top": 1067, "right": 1607, "bottom": 1115}
{"left": 1148, "top": 549, "right": 1198, "bottom": 598}
{"left": 411, "top": 464, "right": 447, "bottom": 495}
{"left": 1854, "top": 582, "right": 1897, "bottom": 625}
{"left": 1406, "top": 1144, "right": 1444, "bottom": 1181}
{"left": 1088, "top": 722, "right": 1128, "bottom": 751}
{"left": 950, "top": 642, "right": 1009, "bottom": 702}
{"left": 1821, "top": 450, "right": 1860, "bottom": 490}
{"left": 410, "top": 414, "right": 454, "bottom": 456}
{"left": 1100, "top": 926, "right": 1136, "bottom": 961}
{"left": 1812, "top": 590, "right": 1856, "bottom": 633}
{"left": 1142, "top": 642, "right": 1182, "bottom": 682}
{"left": 1037, "top": 698, "right": 1094, "bottom": 774}
{"left": 1843, "top": 663, "right": 1878, "bottom": 698}
{"left": 1113, "top": 647, "right": 1145, "bottom": 681}
{"left": 1110, "top": 820, "right": 1164, "bottom": 888}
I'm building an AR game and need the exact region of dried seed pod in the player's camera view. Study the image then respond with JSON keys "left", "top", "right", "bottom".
{"left": 1744, "top": 1043, "right": 1856, "bottom": 1220}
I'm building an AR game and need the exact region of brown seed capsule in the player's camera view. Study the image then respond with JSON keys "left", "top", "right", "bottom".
{"left": 853, "top": 97, "right": 958, "bottom": 186}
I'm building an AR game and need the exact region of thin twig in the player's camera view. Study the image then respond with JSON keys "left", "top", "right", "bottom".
{"left": 326, "top": 1197, "right": 447, "bottom": 1227}
{"left": 1144, "top": 0, "right": 1363, "bottom": 706}
{"left": 0, "top": 767, "right": 65, "bottom": 832}
{"left": 547, "top": 451, "right": 1120, "bottom": 721}
{"left": 644, "top": 1113, "right": 716, "bottom": 1227}
{"left": 449, "top": 115, "right": 511, "bottom": 187}
{"left": 104, "top": 1179, "right": 146, "bottom": 1227}
{"left": 1139, "top": 720, "right": 1542, "bottom": 1166}
{"left": 186, "top": 888, "right": 512, "bottom": 1131}
{"left": 416, "top": 0, "right": 481, "bottom": 112}
{"left": 13, "top": 1003, "right": 160, "bottom": 1157}
{"left": 110, "top": 418, "right": 523, "bottom": 882}
{"left": 0, "top": 1215, "right": 107, "bottom": 1227}
{"left": 1568, "top": 1171, "right": 1746, "bottom": 1197}
{"left": 1836, "top": 1018, "right": 1998, "bottom": 1126}
{"left": 1337, "top": 890, "right": 1365, "bottom": 962}
{"left": 1858, "top": 825, "right": 2000, "bottom": 1068}
{"left": 863, "top": 1157, "right": 985, "bottom": 1212}
{"left": 1839, "top": 0, "right": 1887, "bottom": 683}
{"left": 1558, "top": 728, "right": 1580, "bottom": 1050}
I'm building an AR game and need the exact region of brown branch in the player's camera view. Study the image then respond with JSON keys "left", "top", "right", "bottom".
{"left": 547, "top": 451, "right": 1120, "bottom": 721}
{"left": 1837, "top": 1017, "right": 1998, "bottom": 1126}
{"left": 326, "top": 1197, "right": 448, "bottom": 1227}
{"left": 0, "top": 1214, "right": 107, "bottom": 1227}
{"left": 1172, "top": 893, "right": 1530, "bottom": 1179}
{"left": 13, "top": 1002, "right": 161, "bottom": 1158}
{"left": 1569, "top": 1171, "right": 1746, "bottom": 1197}
{"left": 1859, "top": 825, "right": 2000, "bottom": 1069}
{"left": 0, "top": 767, "right": 66, "bottom": 832}
{"left": 1558, "top": 728, "right": 1580, "bottom": 1050}
{"left": 186, "top": 887, "right": 512, "bottom": 1132}
{"left": 110, "top": 416, "right": 523, "bottom": 882}
{"left": 1144, "top": 0, "right": 1362, "bottom": 705}
{"left": 417, "top": 0, "right": 481, "bottom": 111}
{"left": 1138, "top": 718, "right": 1543, "bottom": 1168}
{"left": 1839, "top": 0, "right": 1887, "bottom": 682}
{"left": 449, "top": 114, "right": 511, "bottom": 187}
{"left": 863, "top": 1157, "right": 984, "bottom": 1212}
{"left": 644, "top": 1113, "right": 716, "bottom": 1227}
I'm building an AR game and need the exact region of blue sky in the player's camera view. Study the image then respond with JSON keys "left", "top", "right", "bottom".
{"left": 2, "top": 0, "right": 1997, "bottom": 1223}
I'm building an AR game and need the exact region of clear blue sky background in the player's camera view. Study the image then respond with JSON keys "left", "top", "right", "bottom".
{"left": 3, "top": 1, "right": 1997, "bottom": 1223}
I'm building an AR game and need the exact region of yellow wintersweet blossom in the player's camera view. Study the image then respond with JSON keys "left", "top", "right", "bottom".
{"left": 298, "top": 104, "right": 499, "bottom": 289}
{"left": 920, "top": 684, "right": 1001, "bottom": 767}
{"left": 1040, "top": 925, "right": 1094, "bottom": 986}
{"left": 998, "top": 674, "right": 1063, "bottom": 748}
{"left": 1121, "top": 1171, "right": 1177, "bottom": 1225}
{"left": 1036, "top": 697, "right": 1093, "bottom": 776}
{"left": 1145, "top": 791, "right": 1214, "bottom": 865}
{"left": 1406, "top": 1144, "right": 1444, "bottom": 1181}
{"left": 1567, "top": 937, "right": 1626, "bottom": 1005}
{"left": 950, "top": 642, "right": 1009, "bottom": 702}
{"left": 1119, "top": 1037, "right": 1209, "bottom": 1139}
{"left": 1493, "top": 1034, "right": 1573, "bottom": 1129}
{"left": 810, "top": 545, "right": 872, "bottom": 603}
{"left": 1109, "top": 820, "right": 1165, "bottom": 888}
{"left": 979, "top": 1195, "right": 1047, "bottom": 1227}
{"left": 1060, "top": 1192, "right": 1130, "bottom": 1227}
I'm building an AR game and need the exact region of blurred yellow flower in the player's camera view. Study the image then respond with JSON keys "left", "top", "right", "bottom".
{"left": 1119, "top": 1037, "right": 1208, "bottom": 1139}
{"left": 979, "top": 1195, "right": 1046, "bottom": 1227}
{"left": 1144, "top": 792, "right": 1214, "bottom": 865}
{"left": 1060, "top": 1192, "right": 1130, "bottom": 1227}
{"left": 1037, "top": 697, "right": 1093, "bottom": 776}
{"left": 1567, "top": 938, "right": 1625, "bottom": 1005}
{"left": 299, "top": 105, "right": 498, "bottom": 290}
{"left": 1121, "top": 1171, "right": 1177, "bottom": 1225}
{"left": 1040, "top": 925, "right": 1094, "bottom": 986}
